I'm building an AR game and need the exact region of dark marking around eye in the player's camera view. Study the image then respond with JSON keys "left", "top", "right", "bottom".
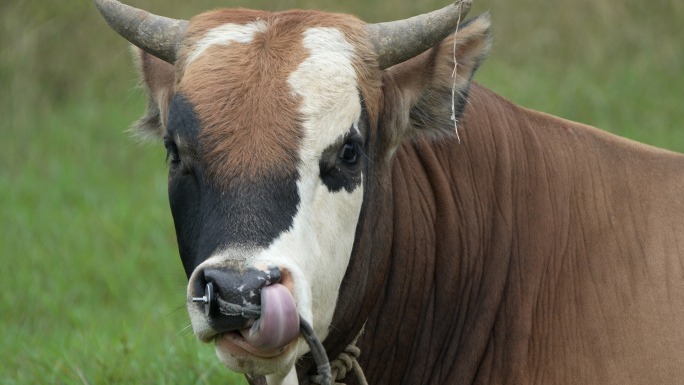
{"left": 164, "top": 94, "right": 203, "bottom": 176}
{"left": 167, "top": 94, "right": 201, "bottom": 140}
{"left": 319, "top": 127, "right": 364, "bottom": 193}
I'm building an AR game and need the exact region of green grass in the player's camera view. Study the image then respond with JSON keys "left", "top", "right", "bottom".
{"left": 1, "top": 0, "right": 682, "bottom": 383}
{"left": 1, "top": 97, "right": 245, "bottom": 383}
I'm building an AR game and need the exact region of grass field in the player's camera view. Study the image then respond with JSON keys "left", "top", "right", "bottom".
{"left": 1, "top": 0, "right": 681, "bottom": 383}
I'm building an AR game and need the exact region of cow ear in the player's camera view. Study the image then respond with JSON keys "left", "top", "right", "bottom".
{"left": 131, "top": 47, "right": 176, "bottom": 141}
{"left": 381, "top": 14, "right": 491, "bottom": 151}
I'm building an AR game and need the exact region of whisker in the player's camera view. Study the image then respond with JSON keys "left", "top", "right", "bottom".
{"left": 174, "top": 323, "right": 195, "bottom": 338}
{"left": 165, "top": 302, "right": 188, "bottom": 317}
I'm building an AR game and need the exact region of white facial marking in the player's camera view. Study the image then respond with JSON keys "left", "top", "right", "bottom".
{"left": 258, "top": 26, "right": 362, "bottom": 340}
{"left": 187, "top": 20, "right": 268, "bottom": 65}
{"left": 288, "top": 27, "right": 360, "bottom": 158}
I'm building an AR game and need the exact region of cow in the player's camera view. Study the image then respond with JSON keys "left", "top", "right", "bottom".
{"left": 95, "top": 0, "right": 684, "bottom": 384}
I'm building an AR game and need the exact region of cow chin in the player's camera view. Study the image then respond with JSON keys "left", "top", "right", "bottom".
{"left": 214, "top": 332, "right": 299, "bottom": 375}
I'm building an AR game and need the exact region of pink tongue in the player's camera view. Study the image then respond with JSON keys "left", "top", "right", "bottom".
{"left": 240, "top": 283, "right": 299, "bottom": 351}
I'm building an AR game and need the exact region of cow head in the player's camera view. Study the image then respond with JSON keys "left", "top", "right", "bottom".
{"left": 96, "top": 0, "right": 490, "bottom": 381}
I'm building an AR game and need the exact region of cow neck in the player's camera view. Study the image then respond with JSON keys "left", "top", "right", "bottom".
{"left": 354, "top": 83, "right": 524, "bottom": 384}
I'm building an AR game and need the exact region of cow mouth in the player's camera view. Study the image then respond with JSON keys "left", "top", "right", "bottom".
{"left": 209, "top": 282, "right": 300, "bottom": 359}
{"left": 215, "top": 330, "right": 296, "bottom": 359}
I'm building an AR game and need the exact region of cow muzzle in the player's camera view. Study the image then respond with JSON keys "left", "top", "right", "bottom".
{"left": 188, "top": 265, "right": 300, "bottom": 353}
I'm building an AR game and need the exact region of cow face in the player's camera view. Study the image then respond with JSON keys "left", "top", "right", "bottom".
{"left": 100, "top": 0, "right": 489, "bottom": 381}
{"left": 134, "top": 10, "right": 382, "bottom": 378}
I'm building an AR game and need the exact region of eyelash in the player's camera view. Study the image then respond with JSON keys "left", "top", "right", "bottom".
{"left": 164, "top": 137, "right": 180, "bottom": 166}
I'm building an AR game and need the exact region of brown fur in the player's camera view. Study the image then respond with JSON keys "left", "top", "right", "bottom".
{"left": 340, "top": 81, "right": 684, "bottom": 384}
{"left": 181, "top": 10, "right": 307, "bottom": 184}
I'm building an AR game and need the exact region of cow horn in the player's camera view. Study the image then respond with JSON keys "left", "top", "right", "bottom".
{"left": 94, "top": 0, "right": 188, "bottom": 64}
{"left": 366, "top": 0, "right": 473, "bottom": 69}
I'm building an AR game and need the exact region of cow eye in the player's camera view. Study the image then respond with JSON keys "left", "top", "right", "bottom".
{"left": 164, "top": 137, "right": 181, "bottom": 166}
{"left": 339, "top": 141, "right": 359, "bottom": 165}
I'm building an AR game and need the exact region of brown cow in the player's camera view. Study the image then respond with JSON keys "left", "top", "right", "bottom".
{"left": 95, "top": 0, "right": 684, "bottom": 384}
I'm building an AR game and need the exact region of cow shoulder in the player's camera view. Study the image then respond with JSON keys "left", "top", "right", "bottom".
{"left": 380, "top": 14, "right": 491, "bottom": 154}
{"left": 131, "top": 47, "right": 176, "bottom": 140}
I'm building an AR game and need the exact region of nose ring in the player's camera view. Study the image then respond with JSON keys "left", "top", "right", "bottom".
{"left": 192, "top": 282, "right": 215, "bottom": 317}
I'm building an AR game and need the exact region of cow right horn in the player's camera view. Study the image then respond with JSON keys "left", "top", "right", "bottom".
{"left": 94, "top": 0, "right": 188, "bottom": 64}
{"left": 366, "top": 0, "right": 473, "bottom": 70}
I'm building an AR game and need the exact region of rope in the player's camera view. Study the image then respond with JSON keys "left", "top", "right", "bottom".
{"left": 300, "top": 317, "right": 332, "bottom": 385}
{"left": 309, "top": 329, "right": 367, "bottom": 385}
{"left": 450, "top": 11, "right": 463, "bottom": 143}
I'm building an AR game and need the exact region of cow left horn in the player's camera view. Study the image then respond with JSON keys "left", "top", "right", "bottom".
{"left": 94, "top": 0, "right": 188, "bottom": 64}
{"left": 366, "top": 0, "right": 473, "bottom": 69}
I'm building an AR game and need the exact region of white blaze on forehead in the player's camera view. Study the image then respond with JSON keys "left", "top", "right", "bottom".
{"left": 288, "top": 27, "right": 362, "bottom": 156}
{"left": 186, "top": 20, "right": 269, "bottom": 65}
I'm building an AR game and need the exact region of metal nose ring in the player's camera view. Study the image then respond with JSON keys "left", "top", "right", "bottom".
{"left": 192, "top": 282, "right": 215, "bottom": 317}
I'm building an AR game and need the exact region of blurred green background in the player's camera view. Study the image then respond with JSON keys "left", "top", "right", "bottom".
{"left": 1, "top": 0, "right": 681, "bottom": 383}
